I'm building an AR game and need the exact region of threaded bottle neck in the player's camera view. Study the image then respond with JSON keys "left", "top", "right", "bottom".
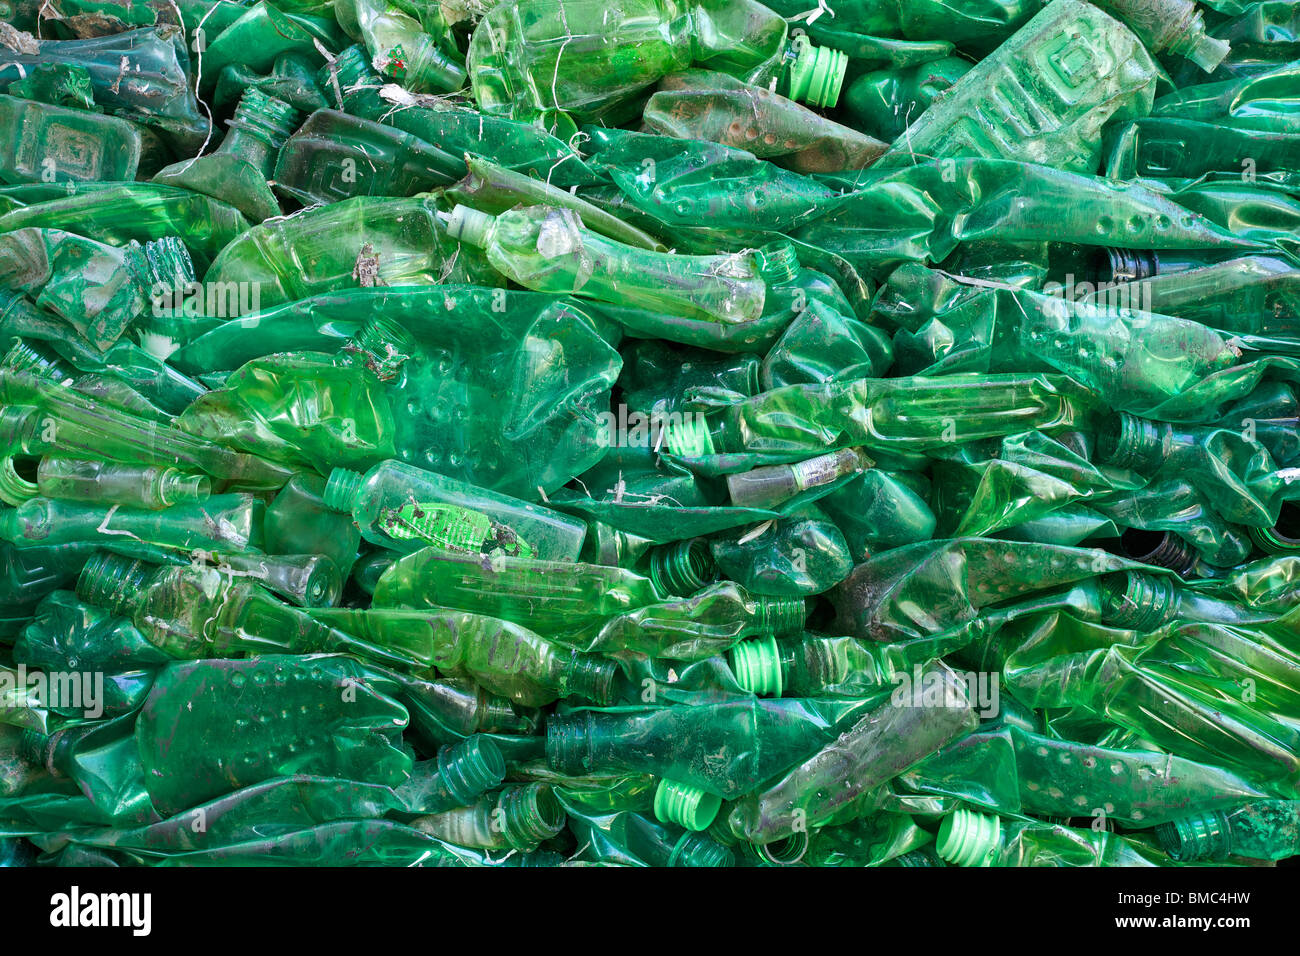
{"left": 349, "top": 316, "right": 416, "bottom": 381}
{"left": 648, "top": 538, "right": 715, "bottom": 597}
{"left": 661, "top": 415, "right": 716, "bottom": 458}
{"left": 894, "top": 849, "right": 942, "bottom": 867}
{"left": 143, "top": 236, "right": 195, "bottom": 293}
{"left": 158, "top": 469, "right": 211, "bottom": 507}
{"left": 327, "top": 44, "right": 382, "bottom": 93}
{"left": 752, "top": 596, "right": 806, "bottom": 636}
{"left": 564, "top": 653, "right": 617, "bottom": 705}
{"left": 730, "top": 635, "right": 786, "bottom": 697}
{"left": 76, "top": 552, "right": 152, "bottom": 617}
{"left": 18, "top": 728, "right": 53, "bottom": 770}
{"left": 1096, "top": 413, "right": 1172, "bottom": 472}
{"left": 654, "top": 778, "right": 722, "bottom": 832}
{"left": 937, "top": 808, "right": 1001, "bottom": 867}
{"left": 755, "top": 831, "right": 810, "bottom": 866}
{"left": 545, "top": 712, "right": 591, "bottom": 775}
{"left": 755, "top": 241, "right": 800, "bottom": 284}
{"left": 1250, "top": 503, "right": 1300, "bottom": 554}
{"left": 1121, "top": 529, "right": 1200, "bottom": 576}
{"left": 477, "top": 694, "right": 537, "bottom": 735}
{"left": 1156, "top": 811, "right": 1231, "bottom": 861}
{"left": 667, "top": 831, "right": 734, "bottom": 868}
{"left": 2, "top": 341, "right": 69, "bottom": 381}
{"left": 323, "top": 467, "right": 365, "bottom": 514}
{"left": 435, "top": 735, "right": 506, "bottom": 808}
{"left": 1100, "top": 571, "right": 1178, "bottom": 631}
{"left": 226, "top": 89, "right": 301, "bottom": 155}
{"left": 496, "top": 783, "right": 565, "bottom": 848}
{"left": 1103, "top": 248, "right": 1158, "bottom": 283}
{"left": 0, "top": 456, "right": 39, "bottom": 506}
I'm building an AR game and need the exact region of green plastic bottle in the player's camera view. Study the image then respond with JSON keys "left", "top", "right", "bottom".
{"left": 447, "top": 203, "right": 798, "bottom": 337}
{"left": 842, "top": 57, "right": 973, "bottom": 143}
{"left": 1, "top": 339, "right": 171, "bottom": 424}
{"left": 187, "top": 551, "right": 344, "bottom": 609}
{"left": 725, "top": 447, "right": 872, "bottom": 510}
{"left": 412, "top": 783, "right": 566, "bottom": 850}
{"left": 152, "top": 90, "right": 301, "bottom": 224}
{"left": 468, "top": 0, "right": 848, "bottom": 131}
{"left": 874, "top": 0, "right": 1158, "bottom": 174}
{"left": 1157, "top": 799, "right": 1300, "bottom": 861}
{"left": 727, "top": 664, "right": 976, "bottom": 843}
{"left": 335, "top": 0, "right": 468, "bottom": 93}
{"left": 308, "top": 606, "right": 619, "bottom": 706}
{"left": 73, "top": 552, "right": 358, "bottom": 660}
{"left": 204, "top": 195, "right": 502, "bottom": 310}
{"left": 322, "top": 458, "right": 588, "bottom": 561}
{"left": 0, "top": 541, "right": 88, "bottom": 637}
{"left": 0, "top": 229, "right": 194, "bottom": 351}
{"left": 265, "top": 472, "right": 363, "bottom": 577}
{"left": 0, "top": 94, "right": 143, "bottom": 185}
{"left": 273, "top": 109, "right": 462, "bottom": 206}
{"left": 0, "top": 494, "right": 263, "bottom": 557}
{"left": 0, "top": 27, "right": 210, "bottom": 152}
{"left": 33, "top": 459, "right": 209, "bottom": 511}
{"left": 373, "top": 550, "right": 804, "bottom": 652}
{"left": 937, "top": 807, "right": 1168, "bottom": 866}
{"left": 642, "top": 70, "right": 886, "bottom": 174}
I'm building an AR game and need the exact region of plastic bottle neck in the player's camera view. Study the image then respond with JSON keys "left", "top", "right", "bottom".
{"left": 143, "top": 236, "right": 196, "bottom": 294}
{"left": 755, "top": 241, "right": 800, "bottom": 284}
{"left": 1156, "top": 811, "right": 1231, "bottom": 861}
{"left": 751, "top": 596, "right": 807, "bottom": 636}
{"left": 323, "top": 467, "right": 365, "bottom": 514}
{"left": 1095, "top": 412, "right": 1174, "bottom": 472}
{"left": 495, "top": 783, "right": 566, "bottom": 848}
{"left": 1165, "top": 14, "right": 1230, "bottom": 72}
{"left": 1120, "top": 529, "right": 1200, "bottom": 576}
{"left": 324, "top": 44, "right": 384, "bottom": 97}
{"left": 435, "top": 735, "right": 506, "bottom": 808}
{"left": 75, "top": 552, "right": 154, "bottom": 618}
{"left": 545, "top": 712, "right": 593, "bottom": 774}
{"left": 218, "top": 89, "right": 302, "bottom": 175}
{"left": 937, "top": 808, "right": 1002, "bottom": 867}
{"left": 1102, "top": 248, "right": 1159, "bottom": 283}
{"left": 654, "top": 778, "right": 721, "bottom": 832}
{"left": 783, "top": 35, "right": 848, "bottom": 108}
{"left": 667, "top": 830, "right": 735, "bottom": 867}
{"left": 647, "top": 538, "right": 715, "bottom": 597}
{"left": 445, "top": 204, "right": 496, "bottom": 248}
{"left": 2, "top": 341, "right": 70, "bottom": 382}
{"left": 1249, "top": 503, "right": 1300, "bottom": 554}
{"left": 1100, "top": 570, "right": 1178, "bottom": 631}
{"left": 563, "top": 653, "right": 618, "bottom": 705}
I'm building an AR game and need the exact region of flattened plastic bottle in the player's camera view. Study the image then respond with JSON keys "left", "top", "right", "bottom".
{"left": 308, "top": 606, "right": 619, "bottom": 706}
{"left": 204, "top": 195, "right": 503, "bottom": 310}
{"left": 643, "top": 70, "right": 887, "bottom": 173}
{"left": 153, "top": 90, "right": 301, "bottom": 224}
{"left": 274, "top": 109, "right": 462, "bottom": 206}
{"left": 0, "top": 95, "right": 142, "bottom": 185}
{"left": 727, "top": 663, "right": 977, "bottom": 843}
{"left": 873, "top": 0, "right": 1158, "bottom": 174}
{"left": 842, "top": 57, "right": 972, "bottom": 142}
{"left": 0, "top": 27, "right": 210, "bottom": 152}
{"left": 1158, "top": 799, "right": 1300, "bottom": 861}
{"left": 937, "top": 807, "right": 1169, "bottom": 866}
{"left": 322, "top": 458, "right": 587, "bottom": 561}
{"left": 335, "top": 0, "right": 467, "bottom": 93}
{"left": 468, "top": 0, "right": 849, "bottom": 130}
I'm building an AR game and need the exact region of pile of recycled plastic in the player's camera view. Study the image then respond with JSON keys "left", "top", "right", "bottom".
{"left": 1, "top": 0, "right": 1299, "bottom": 867}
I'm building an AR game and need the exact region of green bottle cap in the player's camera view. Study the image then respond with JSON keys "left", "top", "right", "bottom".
{"left": 654, "top": 778, "right": 722, "bottom": 832}
{"left": 785, "top": 36, "right": 848, "bottom": 109}
{"left": 323, "top": 467, "right": 365, "bottom": 514}
{"left": 446, "top": 204, "right": 495, "bottom": 247}
{"left": 937, "top": 808, "right": 1001, "bottom": 867}
{"left": 0, "top": 456, "right": 38, "bottom": 506}
{"left": 1156, "top": 811, "right": 1232, "bottom": 861}
{"left": 730, "top": 636, "right": 784, "bottom": 697}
